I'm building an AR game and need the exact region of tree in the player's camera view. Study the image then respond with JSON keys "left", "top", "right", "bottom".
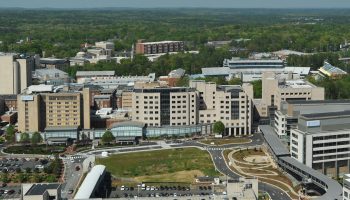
{"left": 5, "top": 125, "right": 16, "bottom": 143}
{"left": 20, "top": 132, "right": 30, "bottom": 143}
{"left": 213, "top": 121, "right": 225, "bottom": 135}
{"left": 25, "top": 167, "right": 32, "bottom": 173}
{"left": 228, "top": 78, "right": 242, "bottom": 85}
{"left": 45, "top": 174, "right": 56, "bottom": 183}
{"left": 31, "top": 132, "right": 43, "bottom": 145}
{"left": 1, "top": 173, "right": 9, "bottom": 183}
{"left": 101, "top": 131, "right": 115, "bottom": 144}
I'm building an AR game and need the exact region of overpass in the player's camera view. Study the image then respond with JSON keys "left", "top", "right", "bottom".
{"left": 259, "top": 125, "right": 342, "bottom": 200}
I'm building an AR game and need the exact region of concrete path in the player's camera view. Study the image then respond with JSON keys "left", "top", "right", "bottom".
{"left": 227, "top": 149, "right": 300, "bottom": 198}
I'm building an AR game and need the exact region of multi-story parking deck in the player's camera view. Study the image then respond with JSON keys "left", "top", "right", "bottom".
{"left": 259, "top": 125, "right": 342, "bottom": 200}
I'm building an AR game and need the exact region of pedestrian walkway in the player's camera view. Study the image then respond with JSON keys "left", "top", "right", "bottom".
{"left": 227, "top": 149, "right": 300, "bottom": 198}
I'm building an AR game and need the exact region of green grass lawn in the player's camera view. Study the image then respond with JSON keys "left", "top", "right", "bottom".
{"left": 200, "top": 137, "right": 251, "bottom": 146}
{"left": 4, "top": 145, "right": 66, "bottom": 155}
{"left": 96, "top": 148, "right": 220, "bottom": 183}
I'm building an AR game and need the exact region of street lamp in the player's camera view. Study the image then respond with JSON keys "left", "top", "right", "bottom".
{"left": 137, "top": 184, "right": 141, "bottom": 197}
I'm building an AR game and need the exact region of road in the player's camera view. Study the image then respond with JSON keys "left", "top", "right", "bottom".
{"left": 61, "top": 155, "right": 85, "bottom": 199}
{"left": 83, "top": 133, "right": 291, "bottom": 200}
{"left": 178, "top": 135, "right": 290, "bottom": 200}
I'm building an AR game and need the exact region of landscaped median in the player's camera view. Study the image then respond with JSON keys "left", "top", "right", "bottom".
{"left": 96, "top": 148, "right": 220, "bottom": 186}
{"left": 223, "top": 148, "right": 300, "bottom": 200}
{"left": 199, "top": 137, "right": 251, "bottom": 146}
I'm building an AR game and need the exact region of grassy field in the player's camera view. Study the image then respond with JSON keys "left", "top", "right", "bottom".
{"left": 97, "top": 148, "right": 220, "bottom": 183}
{"left": 4, "top": 145, "right": 65, "bottom": 155}
{"left": 200, "top": 138, "right": 251, "bottom": 146}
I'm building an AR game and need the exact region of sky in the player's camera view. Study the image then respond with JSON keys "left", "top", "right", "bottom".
{"left": 1, "top": 0, "right": 350, "bottom": 9}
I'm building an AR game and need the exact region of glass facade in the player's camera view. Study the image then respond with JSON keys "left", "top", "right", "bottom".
{"left": 111, "top": 126, "right": 144, "bottom": 137}
{"left": 146, "top": 125, "right": 202, "bottom": 137}
{"left": 45, "top": 129, "right": 78, "bottom": 139}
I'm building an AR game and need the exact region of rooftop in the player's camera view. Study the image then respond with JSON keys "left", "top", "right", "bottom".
{"left": 110, "top": 121, "right": 145, "bottom": 129}
{"left": 201, "top": 67, "right": 230, "bottom": 76}
{"left": 279, "top": 79, "right": 314, "bottom": 89}
{"left": 286, "top": 99, "right": 350, "bottom": 105}
{"left": 76, "top": 71, "right": 115, "bottom": 77}
{"left": 300, "top": 110, "right": 350, "bottom": 119}
{"left": 138, "top": 40, "right": 183, "bottom": 45}
{"left": 319, "top": 62, "right": 347, "bottom": 76}
{"left": 40, "top": 57, "right": 68, "bottom": 64}
{"left": 224, "top": 57, "right": 284, "bottom": 63}
{"left": 168, "top": 68, "right": 185, "bottom": 78}
{"left": 259, "top": 125, "right": 342, "bottom": 200}
{"left": 74, "top": 165, "right": 106, "bottom": 199}
{"left": 45, "top": 126, "right": 80, "bottom": 131}
{"left": 259, "top": 125, "right": 290, "bottom": 157}
{"left": 34, "top": 68, "right": 68, "bottom": 79}
{"left": 25, "top": 183, "right": 61, "bottom": 196}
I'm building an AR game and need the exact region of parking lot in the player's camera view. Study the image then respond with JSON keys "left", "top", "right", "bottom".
{"left": 110, "top": 184, "right": 216, "bottom": 198}
{"left": 0, "top": 185, "right": 21, "bottom": 199}
{"left": 0, "top": 157, "right": 50, "bottom": 173}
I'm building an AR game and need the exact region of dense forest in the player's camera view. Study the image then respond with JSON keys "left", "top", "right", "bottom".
{"left": 1, "top": 8, "right": 350, "bottom": 98}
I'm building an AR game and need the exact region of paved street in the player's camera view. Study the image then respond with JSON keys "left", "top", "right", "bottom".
{"left": 61, "top": 155, "right": 85, "bottom": 199}
{"left": 84, "top": 133, "right": 291, "bottom": 200}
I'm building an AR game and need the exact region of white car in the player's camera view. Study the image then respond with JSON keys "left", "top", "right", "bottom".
{"left": 146, "top": 186, "right": 150, "bottom": 191}
{"left": 120, "top": 186, "right": 125, "bottom": 191}
{"left": 35, "top": 165, "right": 44, "bottom": 169}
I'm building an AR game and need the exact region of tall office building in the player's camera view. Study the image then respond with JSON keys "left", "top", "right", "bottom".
{"left": 135, "top": 40, "right": 184, "bottom": 55}
{"left": 190, "top": 80, "right": 253, "bottom": 136}
{"left": 0, "top": 53, "right": 34, "bottom": 94}
{"left": 256, "top": 72, "right": 324, "bottom": 119}
{"left": 290, "top": 111, "right": 350, "bottom": 178}
{"left": 132, "top": 87, "right": 198, "bottom": 127}
{"left": 17, "top": 85, "right": 91, "bottom": 138}
{"left": 274, "top": 100, "right": 350, "bottom": 138}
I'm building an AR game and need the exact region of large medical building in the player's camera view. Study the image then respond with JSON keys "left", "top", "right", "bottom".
{"left": 190, "top": 80, "right": 253, "bottom": 136}
{"left": 256, "top": 72, "right": 324, "bottom": 119}
{"left": 0, "top": 53, "right": 34, "bottom": 95}
{"left": 17, "top": 85, "right": 91, "bottom": 138}
{"left": 274, "top": 100, "right": 350, "bottom": 138}
{"left": 290, "top": 111, "right": 350, "bottom": 178}
{"left": 131, "top": 80, "right": 253, "bottom": 136}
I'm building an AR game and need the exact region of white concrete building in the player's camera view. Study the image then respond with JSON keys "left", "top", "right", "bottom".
{"left": 344, "top": 174, "right": 350, "bottom": 200}
{"left": 190, "top": 80, "right": 253, "bottom": 136}
{"left": 0, "top": 53, "right": 34, "bottom": 95}
{"left": 290, "top": 111, "right": 350, "bottom": 178}
{"left": 274, "top": 100, "right": 350, "bottom": 138}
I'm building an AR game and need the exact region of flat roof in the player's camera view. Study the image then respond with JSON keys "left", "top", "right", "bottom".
{"left": 25, "top": 183, "right": 61, "bottom": 195}
{"left": 286, "top": 99, "right": 350, "bottom": 105}
{"left": 201, "top": 67, "right": 230, "bottom": 76}
{"left": 110, "top": 121, "right": 145, "bottom": 129}
{"left": 260, "top": 125, "right": 342, "bottom": 200}
{"left": 45, "top": 126, "right": 79, "bottom": 131}
{"left": 225, "top": 58, "right": 284, "bottom": 63}
{"left": 300, "top": 110, "right": 350, "bottom": 119}
{"left": 280, "top": 157, "right": 342, "bottom": 200}
{"left": 76, "top": 71, "right": 115, "bottom": 77}
{"left": 259, "top": 125, "right": 290, "bottom": 157}
{"left": 139, "top": 40, "right": 183, "bottom": 45}
{"left": 74, "top": 165, "right": 106, "bottom": 199}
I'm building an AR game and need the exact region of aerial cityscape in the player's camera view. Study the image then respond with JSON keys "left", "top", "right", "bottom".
{"left": 1, "top": 0, "right": 350, "bottom": 200}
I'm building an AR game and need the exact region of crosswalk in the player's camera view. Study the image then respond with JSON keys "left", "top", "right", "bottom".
{"left": 204, "top": 147, "right": 228, "bottom": 151}
{"left": 61, "top": 155, "right": 87, "bottom": 160}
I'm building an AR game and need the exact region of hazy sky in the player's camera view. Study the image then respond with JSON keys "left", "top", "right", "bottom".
{"left": 1, "top": 0, "right": 350, "bottom": 9}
